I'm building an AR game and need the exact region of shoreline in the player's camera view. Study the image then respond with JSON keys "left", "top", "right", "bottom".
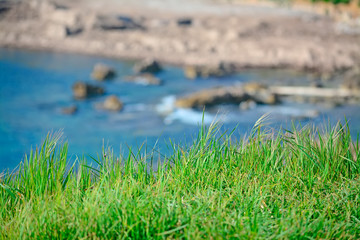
{"left": 0, "top": 0, "right": 360, "bottom": 74}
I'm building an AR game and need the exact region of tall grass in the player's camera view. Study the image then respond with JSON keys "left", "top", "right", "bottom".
{"left": 1, "top": 119, "right": 360, "bottom": 239}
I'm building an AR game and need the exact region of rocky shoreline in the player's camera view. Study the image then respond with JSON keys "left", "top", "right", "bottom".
{"left": 1, "top": 0, "right": 360, "bottom": 74}
{"left": 2, "top": 0, "right": 360, "bottom": 116}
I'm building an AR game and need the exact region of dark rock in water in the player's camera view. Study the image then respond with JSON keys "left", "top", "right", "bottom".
{"left": 124, "top": 73, "right": 162, "bottom": 85}
{"left": 243, "top": 82, "right": 279, "bottom": 105}
{"left": 93, "top": 15, "right": 144, "bottom": 31}
{"left": 253, "top": 92, "right": 278, "bottom": 105}
{"left": 177, "top": 18, "right": 192, "bottom": 26}
{"left": 133, "top": 59, "right": 162, "bottom": 74}
{"left": 72, "top": 81, "right": 105, "bottom": 99}
{"left": 184, "top": 62, "right": 235, "bottom": 80}
{"left": 176, "top": 87, "right": 250, "bottom": 109}
{"left": 175, "top": 83, "right": 278, "bottom": 109}
{"left": 91, "top": 63, "right": 116, "bottom": 81}
{"left": 61, "top": 105, "right": 78, "bottom": 115}
{"left": 342, "top": 68, "right": 360, "bottom": 90}
{"left": 101, "top": 95, "right": 123, "bottom": 111}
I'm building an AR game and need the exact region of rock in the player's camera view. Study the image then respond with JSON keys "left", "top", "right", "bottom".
{"left": 147, "top": 19, "right": 169, "bottom": 29}
{"left": 175, "top": 87, "right": 250, "bottom": 109}
{"left": 341, "top": 68, "right": 360, "bottom": 90}
{"left": 5, "top": 0, "right": 47, "bottom": 20}
{"left": 45, "top": 9, "right": 81, "bottom": 27}
{"left": 239, "top": 100, "right": 257, "bottom": 111}
{"left": 41, "top": 7, "right": 84, "bottom": 37}
{"left": 30, "top": 0, "right": 56, "bottom": 12}
{"left": 199, "top": 63, "right": 231, "bottom": 78}
{"left": 42, "top": 6, "right": 84, "bottom": 38}
{"left": 133, "top": 59, "right": 162, "bottom": 74}
{"left": 93, "top": 15, "right": 143, "bottom": 31}
{"left": 320, "top": 72, "right": 332, "bottom": 82}
{"left": 177, "top": 18, "right": 192, "bottom": 26}
{"left": 61, "top": 105, "right": 78, "bottom": 115}
{"left": 243, "top": 82, "right": 279, "bottom": 105}
{"left": 45, "top": 22, "right": 68, "bottom": 39}
{"left": 253, "top": 91, "right": 279, "bottom": 105}
{"left": 243, "top": 82, "right": 267, "bottom": 92}
{"left": 0, "top": 2, "right": 11, "bottom": 17}
{"left": 66, "top": 25, "right": 83, "bottom": 36}
{"left": 175, "top": 83, "right": 278, "bottom": 109}
{"left": 91, "top": 63, "right": 116, "bottom": 81}
{"left": 72, "top": 82, "right": 105, "bottom": 99}
{"left": 183, "top": 62, "right": 235, "bottom": 79}
{"left": 103, "top": 95, "right": 123, "bottom": 111}
{"left": 310, "top": 81, "right": 324, "bottom": 88}
{"left": 184, "top": 65, "right": 198, "bottom": 80}
{"left": 124, "top": 73, "right": 162, "bottom": 85}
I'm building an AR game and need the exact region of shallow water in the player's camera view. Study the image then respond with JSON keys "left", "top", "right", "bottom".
{"left": 1, "top": 48, "right": 359, "bottom": 170}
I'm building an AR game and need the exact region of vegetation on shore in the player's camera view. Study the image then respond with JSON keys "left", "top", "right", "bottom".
{"left": 270, "top": 0, "right": 359, "bottom": 5}
{"left": 311, "top": 0, "right": 359, "bottom": 5}
{"left": 1, "top": 118, "right": 360, "bottom": 239}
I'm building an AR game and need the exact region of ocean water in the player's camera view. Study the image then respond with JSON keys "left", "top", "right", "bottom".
{"left": 1, "top": 48, "right": 360, "bottom": 170}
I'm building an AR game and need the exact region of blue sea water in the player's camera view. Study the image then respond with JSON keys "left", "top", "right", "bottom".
{"left": 1, "top": 48, "right": 360, "bottom": 170}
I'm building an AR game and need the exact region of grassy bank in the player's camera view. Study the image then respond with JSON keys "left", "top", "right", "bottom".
{"left": 1, "top": 119, "right": 360, "bottom": 239}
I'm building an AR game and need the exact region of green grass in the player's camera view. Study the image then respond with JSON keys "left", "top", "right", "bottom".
{"left": 1, "top": 119, "right": 360, "bottom": 239}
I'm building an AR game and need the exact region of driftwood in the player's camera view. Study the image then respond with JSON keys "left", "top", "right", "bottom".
{"left": 270, "top": 86, "right": 360, "bottom": 98}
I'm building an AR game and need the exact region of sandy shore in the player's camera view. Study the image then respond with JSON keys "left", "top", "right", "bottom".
{"left": 0, "top": 0, "right": 360, "bottom": 73}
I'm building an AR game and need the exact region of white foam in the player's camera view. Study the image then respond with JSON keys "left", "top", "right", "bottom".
{"left": 164, "top": 108, "right": 215, "bottom": 125}
{"left": 155, "top": 95, "right": 176, "bottom": 115}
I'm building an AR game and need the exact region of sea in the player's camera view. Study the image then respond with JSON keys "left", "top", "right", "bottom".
{"left": 1, "top": 48, "right": 359, "bottom": 170}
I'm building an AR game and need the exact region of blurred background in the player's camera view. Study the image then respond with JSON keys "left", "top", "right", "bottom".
{"left": 0, "top": 0, "right": 359, "bottom": 169}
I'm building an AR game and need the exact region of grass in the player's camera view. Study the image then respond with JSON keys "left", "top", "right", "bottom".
{"left": 1, "top": 119, "right": 360, "bottom": 239}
